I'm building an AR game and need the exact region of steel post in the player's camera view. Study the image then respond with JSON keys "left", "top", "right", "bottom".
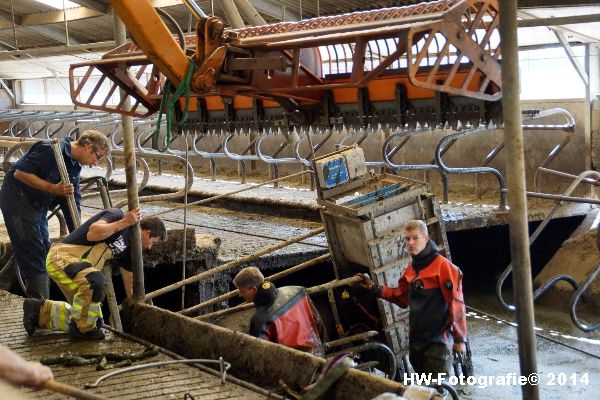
{"left": 50, "top": 140, "right": 80, "bottom": 227}
{"left": 233, "top": 0, "right": 266, "bottom": 26}
{"left": 144, "top": 227, "right": 324, "bottom": 301}
{"left": 114, "top": 13, "right": 145, "bottom": 302}
{"left": 221, "top": 0, "right": 245, "bottom": 28}
{"left": 180, "top": 253, "right": 330, "bottom": 315}
{"left": 499, "top": 2, "right": 539, "bottom": 399}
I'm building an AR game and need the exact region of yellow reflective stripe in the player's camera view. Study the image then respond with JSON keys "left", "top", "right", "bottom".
{"left": 71, "top": 297, "right": 84, "bottom": 319}
{"left": 52, "top": 303, "right": 60, "bottom": 331}
{"left": 61, "top": 303, "right": 72, "bottom": 331}
{"left": 46, "top": 262, "right": 78, "bottom": 291}
{"left": 87, "top": 303, "right": 103, "bottom": 324}
{"left": 51, "top": 302, "right": 71, "bottom": 332}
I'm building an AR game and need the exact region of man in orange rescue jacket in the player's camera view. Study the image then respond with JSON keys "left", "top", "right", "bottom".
{"left": 357, "top": 219, "right": 468, "bottom": 375}
{"left": 234, "top": 266, "right": 325, "bottom": 356}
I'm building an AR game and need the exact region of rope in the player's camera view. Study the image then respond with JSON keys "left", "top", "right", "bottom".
{"left": 154, "top": 60, "right": 196, "bottom": 152}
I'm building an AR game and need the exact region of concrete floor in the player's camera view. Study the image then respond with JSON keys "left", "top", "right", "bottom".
{"left": 458, "top": 293, "right": 600, "bottom": 399}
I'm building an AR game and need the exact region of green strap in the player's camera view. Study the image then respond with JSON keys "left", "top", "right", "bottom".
{"left": 154, "top": 60, "right": 196, "bottom": 152}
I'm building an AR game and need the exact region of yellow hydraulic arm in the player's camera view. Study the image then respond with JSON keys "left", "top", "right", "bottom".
{"left": 111, "top": 0, "right": 190, "bottom": 86}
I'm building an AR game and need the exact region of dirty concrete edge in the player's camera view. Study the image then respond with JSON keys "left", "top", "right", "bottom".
{"left": 121, "top": 300, "right": 411, "bottom": 400}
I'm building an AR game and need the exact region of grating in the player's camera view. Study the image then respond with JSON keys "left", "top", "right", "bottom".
{"left": 0, "top": 290, "right": 265, "bottom": 400}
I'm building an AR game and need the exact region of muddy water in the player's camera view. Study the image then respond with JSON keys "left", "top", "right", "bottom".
{"left": 458, "top": 293, "right": 600, "bottom": 400}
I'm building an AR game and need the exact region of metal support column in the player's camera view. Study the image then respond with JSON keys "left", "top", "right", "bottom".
{"left": 233, "top": 0, "right": 267, "bottom": 26}
{"left": 590, "top": 44, "right": 600, "bottom": 172}
{"left": 114, "top": 13, "right": 145, "bottom": 302}
{"left": 50, "top": 140, "right": 79, "bottom": 227}
{"left": 221, "top": 0, "right": 245, "bottom": 29}
{"left": 555, "top": 30, "right": 591, "bottom": 171}
{"left": 499, "top": 2, "right": 539, "bottom": 399}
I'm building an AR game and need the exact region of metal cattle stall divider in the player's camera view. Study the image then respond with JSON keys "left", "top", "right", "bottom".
{"left": 313, "top": 146, "right": 450, "bottom": 370}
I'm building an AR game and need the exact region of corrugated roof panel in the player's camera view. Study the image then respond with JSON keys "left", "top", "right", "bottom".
{"left": 66, "top": 15, "right": 115, "bottom": 42}
{"left": 0, "top": 26, "right": 62, "bottom": 49}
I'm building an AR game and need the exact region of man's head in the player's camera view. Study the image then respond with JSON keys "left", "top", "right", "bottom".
{"left": 403, "top": 220, "right": 429, "bottom": 257}
{"left": 233, "top": 267, "right": 264, "bottom": 303}
{"left": 140, "top": 217, "right": 166, "bottom": 250}
{"left": 73, "top": 130, "right": 111, "bottom": 167}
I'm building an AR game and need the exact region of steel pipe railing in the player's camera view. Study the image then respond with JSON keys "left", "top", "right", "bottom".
{"left": 191, "top": 133, "right": 227, "bottom": 181}
{"left": 144, "top": 226, "right": 325, "bottom": 302}
{"left": 338, "top": 129, "right": 386, "bottom": 168}
{"left": 294, "top": 131, "right": 334, "bottom": 167}
{"left": 222, "top": 134, "right": 261, "bottom": 184}
{"left": 180, "top": 252, "right": 331, "bottom": 316}
{"left": 497, "top": 170, "right": 600, "bottom": 333}
{"left": 570, "top": 263, "right": 600, "bottom": 332}
{"left": 435, "top": 125, "right": 507, "bottom": 209}
{"left": 474, "top": 108, "right": 577, "bottom": 196}
{"left": 383, "top": 129, "right": 452, "bottom": 203}
{"left": 112, "top": 149, "right": 192, "bottom": 208}
{"left": 256, "top": 135, "right": 301, "bottom": 188}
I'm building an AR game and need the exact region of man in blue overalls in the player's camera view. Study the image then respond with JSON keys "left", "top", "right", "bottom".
{"left": 0, "top": 130, "right": 110, "bottom": 299}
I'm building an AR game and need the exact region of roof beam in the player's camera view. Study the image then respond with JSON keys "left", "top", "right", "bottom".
{"left": 67, "top": 0, "right": 109, "bottom": 13}
{"left": 250, "top": 0, "right": 299, "bottom": 21}
{"left": 0, "top": 10, "right": 84, "bottom": 45}
{"left": 518, "top": 13, "right": 600, "bottom": 28}
{"left": 518, "top": 10, "right": 600, "bottom": 43}
{"left": 0, "top": 7, "right": 103, "bottom": 29}
{"left": 555, "top": 30, "right": 589, "bottom": 86}
{"left": 519, "top": 0, "right": 600, "bottom": 6}
{"left": 26, "top": 26, "right": 83, "bottom": 45}
{"left": 150, "top": 0, "right": 300, "bottom": 21}
{"left": 0, "top": 9, "right": 21, "bottom": 25}
{"left": 0, "top": 41, "right": 115, "bottom": 60}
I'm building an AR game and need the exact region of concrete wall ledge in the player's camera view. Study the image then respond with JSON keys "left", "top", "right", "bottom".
{"left": 121, "top": 301, "right": 434, "bottom": 400}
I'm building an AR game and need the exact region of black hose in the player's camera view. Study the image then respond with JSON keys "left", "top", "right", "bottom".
{"left": 441, "top": 381, "right": 460, "bottom": 400}
{"left": 155, "top": 8, "right": 187, "bottom": 53}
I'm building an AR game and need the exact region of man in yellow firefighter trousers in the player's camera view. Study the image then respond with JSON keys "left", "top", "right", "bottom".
{"left": 22, "top": 208, "right": 166, "bottom": 339}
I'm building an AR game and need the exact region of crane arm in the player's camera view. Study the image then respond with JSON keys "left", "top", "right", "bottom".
{"left": 112, "top": 0, "right": 190, "bottom": 86}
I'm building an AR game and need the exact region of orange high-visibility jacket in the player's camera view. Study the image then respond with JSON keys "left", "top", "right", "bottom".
{"left": 381, "top": 255, "right": 468, "bottom": 346}
{"left": 251, "top": 285, "right": 323, "bottom": 354}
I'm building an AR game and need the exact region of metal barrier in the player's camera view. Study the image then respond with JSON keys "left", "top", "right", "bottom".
{"left": 570, "top": 263, "right": 600, "bottom": 332}
{"left": 112, "top": 149, "right": 193, "bottom": 208}
{"left": 191, "top": 132, "right": 227, "bottom": 181}
{"left": 435, "top": 125, "right": 507, "bottom": 209}
{"left": 383, "top": 129, "right": 456, "bottom": 203}
{"left": 337, "top": 128, "right": 386, "bottom": 168}
{"left": 255, "top": 134, "right": 298, "bottom": 188}
{"left": 496, "top": 170, "right": 600, "bottom": 332}
{"left": 294, "top": 131, "right": 334, "bottom": 168}
{"left": 223, "top": 134, "right": 260, "bottom": 184}
{"left": 473, "top": 108, "right": 576, "bottom": 197}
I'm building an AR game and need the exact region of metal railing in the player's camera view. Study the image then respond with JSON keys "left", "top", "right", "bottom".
{"left": 435, "top": 125, "right": 507, "bottom": 209}
{"left": 496, "top": 170, "right": 600, "bottom": 332}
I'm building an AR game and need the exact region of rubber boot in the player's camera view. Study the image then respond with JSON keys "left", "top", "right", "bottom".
{"left": 24, "top": 274, "right": 49, "bottom": 299}
{"left": 69, "top": 320, "right": 105, "bottom": 340}
{"left": 23, "top": 298, "right": 44, "bottom": 335}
